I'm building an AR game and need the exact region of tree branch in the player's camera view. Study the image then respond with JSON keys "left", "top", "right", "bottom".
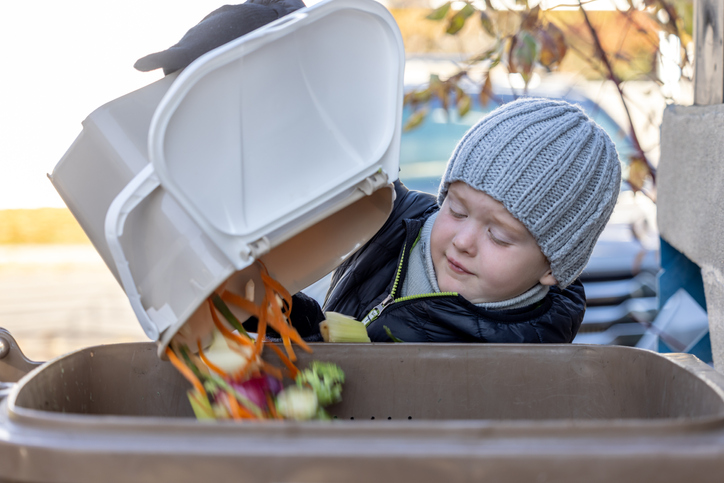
{"left": 577, "top": 0, "right": 656, "bottom": 180}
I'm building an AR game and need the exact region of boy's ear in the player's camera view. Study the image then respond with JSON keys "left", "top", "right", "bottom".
{"left": 539, "top": 269, "right": 558, "bottom": 287}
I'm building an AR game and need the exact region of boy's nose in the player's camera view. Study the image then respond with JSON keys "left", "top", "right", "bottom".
{"left": 452, "top": 225, "right": 478, "bottom": 255}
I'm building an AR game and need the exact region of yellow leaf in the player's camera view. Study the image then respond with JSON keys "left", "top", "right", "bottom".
{"left": 457, "top": 92, "right": 472, "bottom": 117}
{"left": 627, "top": 156, "right": 651, "bottom": 192}
{"left": 426, "top": 2, "right": 451, "bottom": 21}
{"left": 479, "top": 75, "right": 493, "bottom": 107}
{"left": 404, "top": 109, "right": 427, "bottom": 131}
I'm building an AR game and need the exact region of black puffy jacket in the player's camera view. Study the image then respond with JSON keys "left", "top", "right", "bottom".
{"left": 283, "top": 180, "right": 586, "bottom": 343}
{"left": 319, "top": 180, "right": 586, "bottom": 343}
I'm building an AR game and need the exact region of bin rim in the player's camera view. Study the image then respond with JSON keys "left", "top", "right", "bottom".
{"left": 6, "top": 342, "right": 724, "bottom": 433}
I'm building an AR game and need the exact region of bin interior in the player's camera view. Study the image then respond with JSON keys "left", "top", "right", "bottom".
{"left": 12, "top": 343, "right": 724, "bottom": 420}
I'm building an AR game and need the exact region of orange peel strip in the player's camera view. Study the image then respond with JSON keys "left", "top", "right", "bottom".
{"left": 166, "top": 347, "right": 207, "bottom": 398}
{"left": 208, "top": 300, "right": 255, "bottom": 348}
{"left": 266, "top": 342, "right": 299, "bottom": 379}
{"left": 266, "top": 393, "right": 282, "bottom": 420}
{"left": 286, "top": 327, "right": 313, "bottom": 354}
{"left": 253, "top": 297, "right": 267, "bottom": 358}
{"left": 221, "top": 290, "right": 261, "bottom": 318}
{"left": 258, "top": 261, "right": 292, "bottom": 309}
{"left": 263, "top": 285, "right": 297, "bottom": 361}
{"left": 228, "top": 392, "right": 256, "bottom": 420}
{"left": 282, "top": 333, "right": 296, "bottom": 362}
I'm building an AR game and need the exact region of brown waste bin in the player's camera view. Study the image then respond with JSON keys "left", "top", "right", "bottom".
{"left": 15, "top": 0, "right": 723, "bottom": 479}
{"left": 2, "top": 329, "right": 724, "bottom": 483}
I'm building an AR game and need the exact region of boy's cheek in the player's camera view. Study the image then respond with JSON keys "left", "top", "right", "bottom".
{"left": 478, "top": 251, "right": 533, "bottom": 285}
{"left": 430, "top": 217, "right": 454, "bottom": 244}
{"left": 429, "top": 222, "right": 452, "bottom": 259}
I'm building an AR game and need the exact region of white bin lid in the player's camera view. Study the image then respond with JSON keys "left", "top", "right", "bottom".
{"left": 88, "top": 0, "right": 407, "bottom": 351}
{"left": 148, "top": 0, "right": 404, "bottom": 270}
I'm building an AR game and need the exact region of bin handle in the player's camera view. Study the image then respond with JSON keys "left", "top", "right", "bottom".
{"left": 0, "top": 328, "right": 42, "bottom": 401}
{"left": 105, "top": 164, "right": 166, "bottom": 340}
{"left": 263, "top": 11, "right": 308, "bottom": 32}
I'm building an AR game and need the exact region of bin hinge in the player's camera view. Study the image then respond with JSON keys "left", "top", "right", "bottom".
{"left": 240, "top": 236, "right": 272, "bottom": 262}
{"left": 357, "top": 170, "right": 389, "bottom": 196}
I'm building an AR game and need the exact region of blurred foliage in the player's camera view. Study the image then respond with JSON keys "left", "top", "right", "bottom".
{"left": 0, "top": 209, "right": 90, "bottom": 244}
{"left": 403, "top": 0, "right": 694, "bottom": 198}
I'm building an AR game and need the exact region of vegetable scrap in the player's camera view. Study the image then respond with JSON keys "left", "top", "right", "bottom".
{"left": 167, "top": 261, "right": 345, "bottom": 421}
{"left": 319, "top": 312, "right": 371, "bottom": 343}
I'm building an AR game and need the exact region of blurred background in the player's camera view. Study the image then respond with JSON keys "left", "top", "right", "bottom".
{"left": 0, "top": 0, "right": 693, "bottom": 360}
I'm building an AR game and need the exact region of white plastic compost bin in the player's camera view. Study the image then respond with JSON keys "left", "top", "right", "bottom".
{"left": 50, "top": 0, "right": 404, "bottom": 355}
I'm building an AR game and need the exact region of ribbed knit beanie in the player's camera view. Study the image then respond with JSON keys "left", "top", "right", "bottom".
{"left": 437, "top": 97, "right": 622, "bottom": 289}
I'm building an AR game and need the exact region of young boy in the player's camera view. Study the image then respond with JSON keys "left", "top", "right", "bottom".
{"left": 289, "top": 97, "right": 621, "bottom": 343}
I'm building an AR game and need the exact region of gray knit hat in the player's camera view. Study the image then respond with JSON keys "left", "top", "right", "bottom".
{"left": 437, "top": 97, "right": 622, "bottom": 288}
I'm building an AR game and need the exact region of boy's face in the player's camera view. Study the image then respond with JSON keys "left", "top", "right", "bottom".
{"left": 431, "top": 182, "right": 557, "bottom": 304}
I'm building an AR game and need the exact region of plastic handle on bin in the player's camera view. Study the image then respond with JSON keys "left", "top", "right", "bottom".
{"left": 263, "top": 11, "right": 308, "bottom": 32}
{"left": 0, "top": 328, "right": 42, "bottom": 390}
{"left": 0, "top": 337, "right": 8, "bottom": 359}
{"left": 0, "top": 337, "right": 12, "bottom": 401}
{"left": 105, "top": 164, "right": 166, "bottom": 341}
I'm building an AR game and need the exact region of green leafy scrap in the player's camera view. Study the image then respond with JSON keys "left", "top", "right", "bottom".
{"left": 384, "top": 326, "right": 405, "bottom": 343}
{"left": 296, "top": 361, "right": 346, "bottom": 407}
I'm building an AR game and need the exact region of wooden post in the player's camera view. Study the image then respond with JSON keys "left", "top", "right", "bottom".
{"left": 694, "top": 0, "right": 724, "bottom": 105}
{"left": 656, "top": 0, "right": 724, "bottom": 368}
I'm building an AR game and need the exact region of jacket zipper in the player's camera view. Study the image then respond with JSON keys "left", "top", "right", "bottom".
{"left": 361, "top": 240, "right": 457, "bottom": 327}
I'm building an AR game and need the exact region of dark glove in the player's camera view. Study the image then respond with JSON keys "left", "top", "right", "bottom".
{"left": 243, "top": 291, "right": 324, "bottom": 341}
{"left": 135, "top": 0, "right": 306, "bottom": 75}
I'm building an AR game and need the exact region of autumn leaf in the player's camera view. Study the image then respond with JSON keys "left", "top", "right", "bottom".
{"left": 440, "top": 90, "right": 450, "bottom": 111}
{"left": 426, "top": 2, "right": 451, "bottom": 21}
{"left": 479, "top": 74, "right": 493, "bottom": 107}
{"left": 537, "top": 22, "right": 568, "bottom": 69}
{"left": 429, "top": 74, "right": 444, "bottom": 96}
{"left": 457, "top": 90, "right": 472, "bottom": 117}
{"left": 446, "top": 3, "right": 476, "bottom": 35}
{"left": 627, "top": 156, "right": 651, "bottom": 192}
{"left": 458, "top": 2, "right": 477, "bottom": 17}
{"left": 429, "top": 74, "right": 450, "bottom": 111}
{"left": 413, "top": 88, "right": 432, "bottom": 103}
{"left": 537, "top": 30, "right": 557, "bottom": 69}
{"left": 507, "top": 36, "right": 518, "bottom": 74}
{"left": 403, "top": 87, "right": 432, "bottom": 108}
{"left": 404, "top": 108, "right": 428, "bottom": 131}
{"left": 520, "top": 6, "right": 540, "bottom": 31}
{"left": 480, "top": 10, "right": 496, "bottom": 37}
{"left": 510, "top": 31, "right": 538, "bottom": 79}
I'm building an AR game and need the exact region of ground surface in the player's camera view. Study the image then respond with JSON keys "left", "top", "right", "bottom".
{"left": 0, "top": 245, "right": 147, "bottom": 362}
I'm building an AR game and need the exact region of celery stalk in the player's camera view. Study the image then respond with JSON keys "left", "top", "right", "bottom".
{"left": 320, "top": 312, "right": 371, "bottom": 343}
